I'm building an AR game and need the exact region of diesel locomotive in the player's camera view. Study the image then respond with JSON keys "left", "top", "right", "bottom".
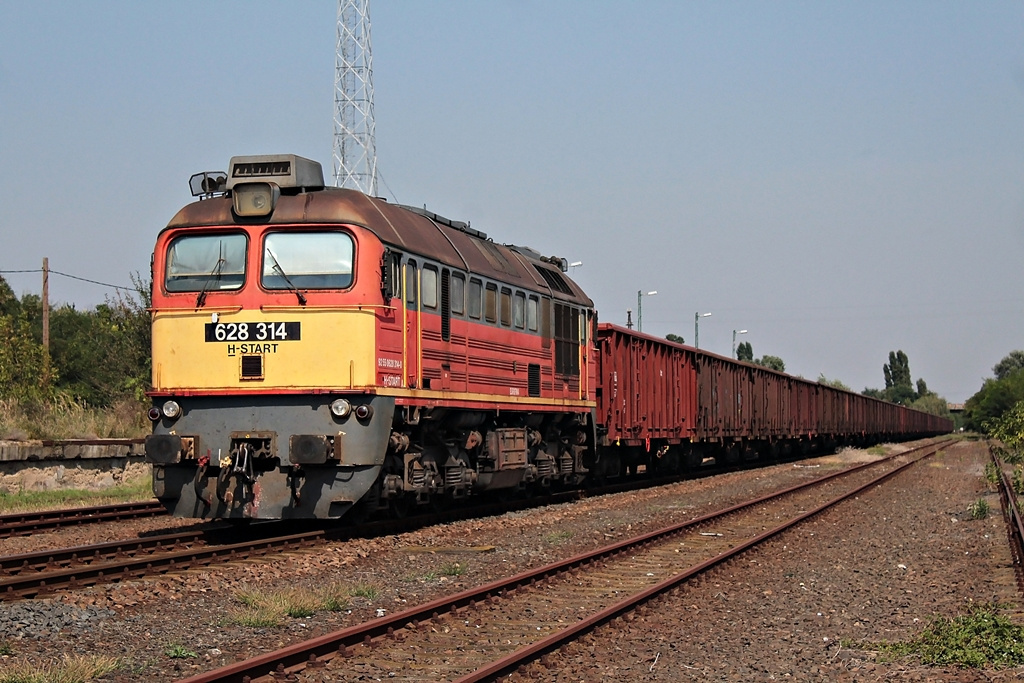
{"left": 145, "top": 154, "right": 597, "bottom": 520}
{"left": 144, "top": 154, "right": 952, "bottom": 521}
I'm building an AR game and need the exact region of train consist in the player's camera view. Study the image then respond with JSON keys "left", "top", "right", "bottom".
{"left": 144, "top": 154, "right": 951, "bottom": 520}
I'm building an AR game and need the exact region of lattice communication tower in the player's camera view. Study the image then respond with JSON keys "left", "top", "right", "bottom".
{"left": 333, "top": 0, "right": 378, "bottom": 195}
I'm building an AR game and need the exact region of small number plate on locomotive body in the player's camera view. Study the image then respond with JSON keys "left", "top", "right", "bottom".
{"left": 204, "top": 321, "right": 301, "bottom": 342}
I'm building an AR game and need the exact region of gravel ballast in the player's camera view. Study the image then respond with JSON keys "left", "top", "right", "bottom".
{"left": 0, "top": 438, "right": 1016, "bottom": 682}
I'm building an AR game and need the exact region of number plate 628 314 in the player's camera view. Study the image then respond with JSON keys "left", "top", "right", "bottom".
{"left": 204, "top": 321, "right": 301, "bottom": 342}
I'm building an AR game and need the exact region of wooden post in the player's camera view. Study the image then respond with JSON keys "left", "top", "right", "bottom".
{"left": 42, "top": 257, "right": 50, "bottom": 385}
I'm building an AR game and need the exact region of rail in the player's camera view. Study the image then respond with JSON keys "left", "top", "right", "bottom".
{"left": 992, "top": 445, "right": 1024, "bottom": 594}
{"left": 176, "top": 438, "right": 951, "bottom": 682}
{"left": 0, "top": 499, "right": 165, "bottom": 539}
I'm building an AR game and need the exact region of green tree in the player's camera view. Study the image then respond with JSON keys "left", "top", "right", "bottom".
{"left": 884, "top": 350, "right": 912, "bottom": 392}
{"left": 964, "top": 369, "right": 1024, "bottom": 432}
{"left": 987, "top": 400, "right": 1024, "bottom": 455}
{"left": 46, "top": 276, "right": 151, "bottom": 405}
{"left": 0, "top": 310, "right": 49, "bottom": 403}
{"left": 874, "top": 349, "right": 916, "bottom": 405}
{"left": 754, "top": 355, "right": 785, "bottom": 372}
{"left": 818, "top": 374, "right": 851, "bottom": 391}
{"left": 1, "top": 273, "right": 151, "bottom": 408}
{"left": 0, "top": 276, "right": 17, "bottom": 317}
{"left": 908, "top": 393, "right": 951, "bottom": 418}
{"left": 736, "top": 341, "right": 753, "bottom": 362}
{"left": 666, "top": 333, "right": 685, "bottom": 344}
{"left": 994, "top": 351, "right": 1024, "bottom": 381}
{"left": 863, "top": 349, "right": 947, "bottom": 409}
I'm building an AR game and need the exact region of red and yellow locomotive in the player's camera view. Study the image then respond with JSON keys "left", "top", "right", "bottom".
{"left": 145, "top": 154, "right": 597, "bottom": 519}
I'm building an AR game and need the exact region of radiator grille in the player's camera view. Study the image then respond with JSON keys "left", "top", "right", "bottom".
{"left": 528, "top": 364, "right": 541, "bottom": 397}
{"left": 241, "top": 355, "right": 263, "bottom": 379}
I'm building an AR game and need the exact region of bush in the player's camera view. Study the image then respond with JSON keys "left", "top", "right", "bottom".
{"left": 872, "top": 603, "right": 1024, "bottom": 668}
{"left": 986, "top": 401, "right": 1024, "bottom": 459}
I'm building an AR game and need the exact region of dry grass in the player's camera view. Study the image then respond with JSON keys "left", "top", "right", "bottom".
{"left": 0, "top": 653, "right": 120, "bottom": 683}
{"left": 227, "top": 582, "right": 350, "bottom": 626}
{"left": 0, "top": 396, "right": 148, "bottom": 441}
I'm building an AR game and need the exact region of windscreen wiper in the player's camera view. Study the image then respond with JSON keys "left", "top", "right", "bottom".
{"left": 266, "top": 247, "right": 307, "bottom": 306}
{"left": 195, "top": 255, "right": 226, "bottom": 309}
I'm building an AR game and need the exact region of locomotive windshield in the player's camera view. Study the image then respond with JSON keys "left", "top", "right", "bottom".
{"left": 261, "top": 232, "right": 355, "bottom": 290}
{"left": 165, "top": 233, "right": 247, "bottom": 292}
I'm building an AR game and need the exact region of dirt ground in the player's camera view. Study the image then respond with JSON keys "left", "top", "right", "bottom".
{"left": 0, "top": 438, "right": 1018, "bottom": 682}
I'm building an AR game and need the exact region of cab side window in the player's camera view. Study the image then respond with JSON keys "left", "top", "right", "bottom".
{"left": 468, "top": 278, "right": 482, "bottom": 319}
{"left": 485, "top": 283, "right": 497, "bottom": 323}
{"left": 422, "top": 266, "right": 438, "bottom": 309}
{"left": 451, "top": 273, "right": 465, "bottom": 316}
{"left": 500, "top": 288, "right": 512, "bottom": 327}
{"left": 514, "top": 292, "right": 526, "bottom": 329}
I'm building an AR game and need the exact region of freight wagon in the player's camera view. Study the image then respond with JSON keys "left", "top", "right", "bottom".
{"left": 594, "top": 325, "right": 951, "bottom": 475}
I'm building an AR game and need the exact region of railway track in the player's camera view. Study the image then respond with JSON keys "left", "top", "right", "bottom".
{"left": 0, "top": 499, "right": 166, "bottom": 539}
{"left": 0, "top": 442, "right": 875, "bottom": 601}
{"left": 0, "top": 520, "right": 339, "bottom": 601}
{"left": 177, "top": 438, "right": 951, "bottom": 683}
{"left": 0, "top": 440, "right": 763, "bottom": 545}
{"left": 991, "top": 445, "right": 1024, "bottom": 595}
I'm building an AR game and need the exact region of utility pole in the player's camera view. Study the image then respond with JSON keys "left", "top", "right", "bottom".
{"left": 41, "top": 257, "right": 50, "bottom": 385}
{"left": 333, "top": 0, "right": 378, "bottom": 195}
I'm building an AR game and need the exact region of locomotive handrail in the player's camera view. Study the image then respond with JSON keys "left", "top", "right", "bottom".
{"left": 148, "top": 305, "right": 244, "bottom": 314}
{"left": 257, "top": 303, "right": 398, "bottom": 312}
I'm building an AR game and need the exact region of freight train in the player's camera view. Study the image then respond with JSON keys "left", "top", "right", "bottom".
{"left": 144, "top": 154, "right": 952, "bottom": 520}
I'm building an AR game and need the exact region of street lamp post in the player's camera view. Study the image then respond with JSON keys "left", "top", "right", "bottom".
{"left": 732, "top": 329, "right": 748, "bottom": 358}
{"left": 637, "top": 290, "right": 657, "bottom": 332}
{"left": 694, "top": 311, "right": 711, "bottom": 348}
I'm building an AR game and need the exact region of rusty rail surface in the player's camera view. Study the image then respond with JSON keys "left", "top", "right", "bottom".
{"left": 991, "top": 446, "right": 1024, "bottom": 594}
{"left": 177, "top": 438, "right": 951, "bottom": 683}
{"left": 0, "top": 524, "right": 324, "bottom": 601}
{"left": 0, "top": 499, "right": 167, "bottom": 539}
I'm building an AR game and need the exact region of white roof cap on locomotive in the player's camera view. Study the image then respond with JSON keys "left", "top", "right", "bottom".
{"left": 226, "top": 154, "right": 325, "bottom": 191}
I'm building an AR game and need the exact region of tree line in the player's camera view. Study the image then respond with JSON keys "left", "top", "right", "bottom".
{"left": 963, "top": 350, "right": 1024, "bottom": 434}
{"left": 860, "top": 350, "right": 949, "bottom": 418}
{"left": 0, "top": 274, "right": 150, "bottom": 409}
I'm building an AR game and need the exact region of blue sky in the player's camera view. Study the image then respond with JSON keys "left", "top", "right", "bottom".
{"left": 1, "top": 1, "right": 1022, "bottom": 402}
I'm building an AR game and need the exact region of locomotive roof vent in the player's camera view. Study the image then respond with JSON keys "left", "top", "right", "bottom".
{"left": 226, "top": 154, "right": 325, "bottom": 191}
{"left": 398, "top": 204, "right": 488, "bottom": 241}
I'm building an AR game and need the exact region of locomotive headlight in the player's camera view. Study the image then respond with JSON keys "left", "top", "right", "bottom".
{"left": 330, "top": 398, "right": 352, "bottom": 418}
{"left": 232, "top": 182, "right": 280, "bottom": 217}
{"left": 161, "top": 400, "right": 182, "bottom": 419}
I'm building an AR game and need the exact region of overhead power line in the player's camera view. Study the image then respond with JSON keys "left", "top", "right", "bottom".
{"left": 0, "top": 268, "right": 134, "bottom": 292}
